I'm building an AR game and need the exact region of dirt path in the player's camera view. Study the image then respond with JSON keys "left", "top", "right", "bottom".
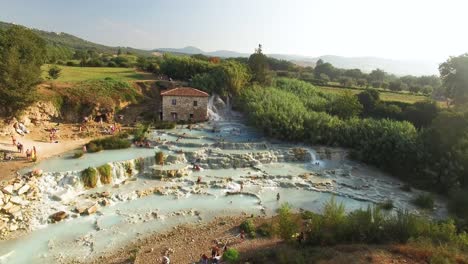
{"left": 0, "top": 122, "right": 106, "bottom": 182}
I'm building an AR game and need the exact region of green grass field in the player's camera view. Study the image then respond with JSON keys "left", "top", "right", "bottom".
{"left": 41, "top": 65, "right": 157, "bottom": 82}
{"left": 317, "top": 86, "right": 431, "bottom": 104}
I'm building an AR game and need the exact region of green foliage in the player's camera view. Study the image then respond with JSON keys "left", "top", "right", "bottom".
{"left": 132, "top": 123, "right": 149, "bottom": 142}
{"left": 73, "top": 150, "right": 84, "bottom": 159}
{"left": 257, "top": 223, "right": 273, "bottom": 237}
{"left": 379, "top": 200, "right": 394, "bottom": 210}
{"left": 160, "top": 53, "right": 213, "bottom": 80}
{"left": 153, "top": 121, "right": 176, "bottom": 129}
{"left": 97, "top": 164, "right": 112, "bottom": 184}
{"left": 439, "top": 53, "right": 468, "bottom": 106}
{"left": 47, "top": 65, "right": 61, "bottom": 79}
{"left": 302, "top": 198, "right": 468, "bottom": 250}
{"left": 412, "top": 193, "right": 435, "bottom": 210}
{"left": 275, "top": 203, "right": 300, "bottom": 241}
{"left": 0, "top": 25, "right": 46, "bottom": 116}
{"left": 327, "top": 91, "right": 363, "bottom": 119}
{"left": 86, "top": 142, "right": 102, "bottom": 153}
{"left": 86, "top": 136, "right": 131, "bottom": 152}
{"left": 155, "top": 151, "right": 165, "bottom": 165}
{"left": 240, "top": 219, "right": 256, "bottom": 234}
{"left": 248, "top": 44, "right": 271, "bottom": 85}
{"left": 222, "top": 248, "right": 240, "bottom": 263}
{"left": 358, "top": 89, "right": 381, "bottom": 112}
{"left": 448, "top": 189, "right": 468, "bottom": 221}
{"left": 191, "top": 60, "right": 250, "bottom": 96}
{"left": 81, "top": 167, "right": 98, "bottom": 188}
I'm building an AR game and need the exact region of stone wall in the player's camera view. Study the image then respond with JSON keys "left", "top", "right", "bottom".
{"left": 161, "top": 96, "right": 208, "bottom": 122}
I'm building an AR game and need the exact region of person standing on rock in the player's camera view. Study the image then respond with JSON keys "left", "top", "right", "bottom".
{"left": 11, "top": 135, "right": 16, "bottom": 146}
{"left": 277, "top": 193, "right": 280, "bottom": 201}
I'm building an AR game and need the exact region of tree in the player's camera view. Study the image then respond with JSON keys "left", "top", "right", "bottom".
{"left": 439, "top": 54, "right": 468, "bottom": 106}
{"left": 248, "top": 44, "right": 270, "bottom": 85}
{"left": 328, "top": 92, "right": 363, "bottom": 119}
{"left": 117, "top": 48, "right": 122, "bottom": 55}
{"left": 389, "top": 81, "right": 402, "bottom": 92}
{"left": 314, "top": 62, "right": 338, "bottom": 80}
{"left": 369, "top": 69, "right": 386, "bottom": 83}
{"left": 48, "top": 65, "right": 62, "bottom": 80}
{"left": 358, "top": 89, "right": 380, "bottom": 113}
{"left": 319, "top": 73, "right": 330, "bottom": 82}
{"left": 0, "top": 26, "right": 46, "bottom": 116}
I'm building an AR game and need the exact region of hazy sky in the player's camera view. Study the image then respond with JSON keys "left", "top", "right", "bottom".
{"left": 0, "top": 0, "right": 466, "bottom": 62}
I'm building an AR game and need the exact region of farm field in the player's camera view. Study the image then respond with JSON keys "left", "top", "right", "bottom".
{"left": 41, "top": 65, "right": 157, "bottom": 82}
{"left": 317, "top": 85, "right": 432, "bottom": 104}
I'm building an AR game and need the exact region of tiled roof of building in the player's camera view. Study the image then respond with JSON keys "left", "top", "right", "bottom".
{"left": 160, "top": 87, "right": 209, "bottom": 97}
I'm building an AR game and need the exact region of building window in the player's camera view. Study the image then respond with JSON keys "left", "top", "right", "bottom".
{"left": 172, "top": 99, "right": 177, "bottom": 105}
{"left": 193, "top": 101, "right": 198, "bottom": 107}
{"left": 189, "top": 113, "right": 194, "bottom": 119}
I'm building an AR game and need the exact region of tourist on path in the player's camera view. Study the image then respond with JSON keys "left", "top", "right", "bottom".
{"left": 26, "top": 149, "right": 31, "bottom": 161}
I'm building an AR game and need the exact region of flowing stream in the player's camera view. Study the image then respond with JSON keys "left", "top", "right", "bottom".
{"left": 0, "top": 96, "right": 447, "bottom": 263}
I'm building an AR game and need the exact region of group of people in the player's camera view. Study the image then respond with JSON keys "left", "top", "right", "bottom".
{"left": 134, "top": 140, "right": 151, "bottom": 148}
{"left": 198, "top": 244, "right": 229, "bottom": 264}
{"left": 9, "top": 135, "right": 37, "bottom": 162}
{"left": 102, "top": 123, "right": 121, "bottom": 135}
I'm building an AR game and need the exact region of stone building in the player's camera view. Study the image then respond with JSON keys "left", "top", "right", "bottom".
{"left": 160, "top": 87, "right": 209, "bottom": 122}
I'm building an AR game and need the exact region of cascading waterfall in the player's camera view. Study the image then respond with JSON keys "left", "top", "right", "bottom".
{"left": 207, "top": 95, "right": 222, "bottom": 121}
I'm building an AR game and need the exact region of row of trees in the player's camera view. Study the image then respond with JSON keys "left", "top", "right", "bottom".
{"left": 311, "top": 60, "right": 441, "bottom": 95}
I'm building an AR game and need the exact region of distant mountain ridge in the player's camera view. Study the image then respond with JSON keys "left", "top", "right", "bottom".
{"left": 156, "top": 47, "right": 439, "bottom": 76}
{"left": 0, "top": 20, "right": 438, "bottom": 76}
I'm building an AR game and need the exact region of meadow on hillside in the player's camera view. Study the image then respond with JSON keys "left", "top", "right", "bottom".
{"left": 41, "top": 65, "right": 157, "bottom": 82}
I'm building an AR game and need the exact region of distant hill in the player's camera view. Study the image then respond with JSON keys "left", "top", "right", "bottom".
{"left": 0, "top": 21, "right": 153, "bottom": 57}
{"left": 155, "top": 46, "right": 440, "bottom": 76}
{"left": 0, "top": 21, "right": 439, "bottom": 76}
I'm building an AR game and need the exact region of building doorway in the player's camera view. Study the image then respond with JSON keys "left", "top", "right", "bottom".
{"left": 171, "top": 112, "right": 178, "bottom": 121}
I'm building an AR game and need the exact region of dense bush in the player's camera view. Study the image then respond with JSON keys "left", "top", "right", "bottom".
{"left": 275, "top": 203, "right": 300, "bottom": 241}
{"left": 86, "top": 136, "right": 131, "bottom": 152}
{"left": 73, "top": 150, "right": 84, "bottom": 159}
{"left": 81, "top": 167, "right": 98, "bottom": 188}
{"left": 86, "top": 142, "right": 102, "bottom": 153}
{"left": 412, "top": 193, "right": 435, "bottom": 210}
{"left": 240, "top": 219, "right": 256, "bottom": 237}
{"left": 449, "top": 189, "right": 468, "bottom": 222}
{"left": 239, "top": 81, "right": 418, "bottom": 180}
{"left": 257, "top": 222, "right": 273, "bottom": 237}
{"left": 132, "top": 123, "right": 149, "bottom": 142}
{"left": 223, "top": 248, "right": 240, "bottom": 263}
{"left": 153, "top": 121, "right": 176, "bottom": 129}
{"left": 303, "top": 198, "right": 468, "bottom": 248}
{"left": 97, "top": 164, "right": 112, "bottom": 184}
